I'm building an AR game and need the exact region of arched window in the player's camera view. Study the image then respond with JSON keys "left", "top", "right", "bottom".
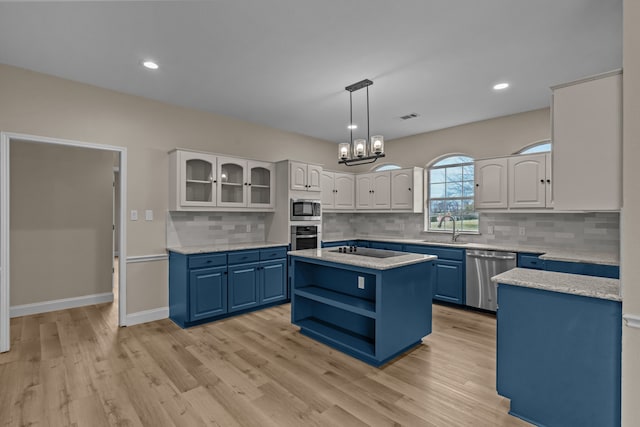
{"left": 516, "top": 140, "right": 552, "bottom": 154}
{"left": 426, "top": 155, "right": 477, "bottom": 233}
{"left": 373, "top": 163, "right": 402, "bottom": 172}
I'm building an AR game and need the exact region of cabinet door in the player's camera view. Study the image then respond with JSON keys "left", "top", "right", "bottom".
{"left": 475, "top": 158, "right": 508, "bottom": 209}
{"left": 372, "top": 172, "right": 391, "bottom": 209}
{"left": 217, "top": 156, "right": 247, "bottom": 207}
{"left": 180, "top": 151, "right": 217, "bottom": 208}
{"left": 307, "top": 164, "right": 323, "bottom": 192}
{"left": 189, "top": 266, "right": 227, "bottom": 321}
{"left": 433, "top": 260, "right": 464, "bottom": 304}
{"left": 355, "top": 174, "right": 373, "bottom": 209}
{"left": 334, "top": 173, "right": 355, "bottom": 210}
{"left": 290, "top": 161, "right": 308, "bottom": 191}
{"left": 553, "top": 73, "right": 621, "bottom": 210}
{"left": 320, "top": 171, "right": 335, "bottom": 208}
{"left": 545, "top": 153, "right": 553, "bottom": 207}
{"left": 508, "top": 154, "right": 547, "bottom": 208}
{"left": 228, "top": 263, "right": 260, "bottom": 312}
{"left": 391, "top": 169, "right": 413, "bottom": 209}
{"left": 247, "top": 160, "right": 275, "bottom": 209}
{"left": 260, "top": 259, "right": 287, "bottom": 304}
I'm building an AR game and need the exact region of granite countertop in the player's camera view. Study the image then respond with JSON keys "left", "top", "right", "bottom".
{"left": 288, "top": 248, "right": 437, "bottom": 270}
{"left": 491, "top": 267, "right": 621, "bottom": 301}
{"left": 167, "top": 241, "right": 288, "bottom": 255}
{"left": 321, "top": 236, "right": 619, "bottom": 266}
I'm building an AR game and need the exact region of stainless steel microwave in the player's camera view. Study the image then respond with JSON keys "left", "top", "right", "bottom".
{"left": 290, "top": 198, "right": 321, "bottom": 221}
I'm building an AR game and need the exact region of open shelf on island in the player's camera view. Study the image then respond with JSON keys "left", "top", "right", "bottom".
{"left": 296, "top": 317, "right": 375, "bottom": 357}
{"left": 294, "top": 286, "right": 376, "bottom": 318}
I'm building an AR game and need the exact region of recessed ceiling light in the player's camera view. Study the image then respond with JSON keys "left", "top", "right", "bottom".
{"left": 493, "top": 82, "right": 509, "bottom": 90}
{"left": 347, "top": 124, "right": 358, "bottom": 129}
{"left": 142, "top": 60, "right": 159, "bottom": 70}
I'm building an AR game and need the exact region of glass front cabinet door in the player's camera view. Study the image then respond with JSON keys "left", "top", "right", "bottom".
{"left": 248, "top": 160, "right": 275, "bottom": 209}
{"left": 181, "top": 151, "right": 217, "bottom": 208}
{"left": 217, "top": 156, "right": 247, "bottom": 207}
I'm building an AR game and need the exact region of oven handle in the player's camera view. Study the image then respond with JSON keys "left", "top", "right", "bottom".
{"left": 467, "top": 253, "right": 516, "bottom": 260}
{"left": 295, "top": 235, "right": 318, "bottom": 239}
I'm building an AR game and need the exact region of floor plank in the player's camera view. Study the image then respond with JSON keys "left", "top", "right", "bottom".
{"left": 0, "top": 301, "right": 532, "bottom": 426}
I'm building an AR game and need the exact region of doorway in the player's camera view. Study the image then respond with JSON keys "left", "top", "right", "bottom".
{"left": 0, "top": 132, "right": 128, "bottom": 352}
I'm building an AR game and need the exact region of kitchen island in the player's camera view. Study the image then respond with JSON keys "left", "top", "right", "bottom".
{"left": 492, "top": 268, "right": 622, "bottom": 427}
{"left": 289, "top": 247, "right": 436, "bottom": 367}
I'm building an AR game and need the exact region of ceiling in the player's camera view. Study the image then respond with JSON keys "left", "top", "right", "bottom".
{"left": 0, "top": 1, "right": 622, "bottom": 143}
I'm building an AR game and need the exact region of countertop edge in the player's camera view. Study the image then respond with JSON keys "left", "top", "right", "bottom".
{"left": 167, "top": 241, "right": 289, "bottom": 255}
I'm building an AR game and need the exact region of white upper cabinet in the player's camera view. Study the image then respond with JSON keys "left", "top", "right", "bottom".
{"left": 169, "top": 149, "right": 274, "bottom": 211}
{"left": 475, "top": 158, "right": 508, "bottom": 209}
{"left": 391, "top": 168, "right": 424, "bottom": 212}
{"left": 356, "top": 172, "right": 391, "bottom": 210}
{"left": 289, "top": 161, "right": 322, "bottom": 192}
{"left": 508, "top": 153, "right": 549, "bottom": 209}
{"left": 552, "top": 71, "right": 621, "bottom": 211}
{"left": 321, "top": 171, "right": 355, "bottom": 210}
{"left": 356, "top": 174, "right": 374, "bottom": 209}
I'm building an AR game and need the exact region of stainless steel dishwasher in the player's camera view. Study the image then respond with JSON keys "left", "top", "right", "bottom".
{"left": 466, "top": 249, "right": 516, "bottom": 311}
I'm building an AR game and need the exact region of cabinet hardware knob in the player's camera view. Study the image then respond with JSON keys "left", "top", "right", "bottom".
{"left": 408, "top": 188, "right": 412, "bottom": 191}
{"left": 224, "top": 272, "right": 228, "bottom": 275}
{"left": 547, "top": 179, "right": 551, "bottom": 183}
{"left": 476, "top": 183, "right": 479, "bottom": 187}
{"left": 248, "top": 183, "right": 252, "bottom": 186}
{"left": 213, "top": 180, "right": 217, "bottom": 184}
{"left": 540, "top": 179, "right": 545, "bottom": 183}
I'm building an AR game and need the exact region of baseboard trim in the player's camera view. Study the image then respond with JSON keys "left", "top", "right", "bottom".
{"left": 623, "top": 314, "right": 640, "bottom": 329}
{"left": 126, "top": 307, "right": 169, "bottom": 326}
{"left": 126, "top": 254, "right": 168, "bottom": 264}
{"left": 10, "top": 292, "right": 114, "bottom": 318}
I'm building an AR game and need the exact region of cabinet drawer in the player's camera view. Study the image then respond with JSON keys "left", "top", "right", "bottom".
{"left": 228, "top": 250, "right": 260, "bottom": 265}
{"left": 404, "top": 244, "right": 464, "bottom": 261}
{"left": 188, "top": 253, "right": 227, "bottom": 269}
{"left": 260, "top": 247, "right": 287, "bottom": 260}
{"left": 369, "top": 241, "right": 405, "bottom": 251}
{"left": 518, "top": 253, "right": 544, "bottom": 270}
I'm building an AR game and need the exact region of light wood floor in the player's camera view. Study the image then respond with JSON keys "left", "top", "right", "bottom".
{"left": 0, "top": 300, "right": 530, "bottom": 426}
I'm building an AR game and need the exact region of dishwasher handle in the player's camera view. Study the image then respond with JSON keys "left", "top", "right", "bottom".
{"left": 467, "top": 253, "right": 516, "bottom": 260}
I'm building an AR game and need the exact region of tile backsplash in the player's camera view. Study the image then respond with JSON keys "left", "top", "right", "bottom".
{"left": 167, "top": 212, "right": 267, "bottom": 247}
{"left": 322, "top": 211, "right": 620, "bottom": 254}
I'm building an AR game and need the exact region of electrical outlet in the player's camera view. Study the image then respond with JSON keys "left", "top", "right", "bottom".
{"left": 519, "top": 226, "right": 526, "bottom": 236}
{"left": 145, "top": 210, "right": 153, "bottom": 221}
{"left": 246, "top": 224, "right": 251, "bottom": 233}
{"left": 130, "top": 210, "right": 138, "bottom": 221}
{"left": 358, "top": 276, "right": 365, "bottom": 290}
{"left": 487, "top": 225, "right": 494, "bottom": 235}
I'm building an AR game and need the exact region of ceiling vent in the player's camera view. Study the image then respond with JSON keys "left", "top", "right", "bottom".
{"left": 400, "top": 113, "right": 419, "bottom": 120}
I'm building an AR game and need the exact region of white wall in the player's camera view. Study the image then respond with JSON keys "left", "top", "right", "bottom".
{"left": 10, "top": 141, "right": 113, "bottom": 305}
{"left": 622, "top": 0, "right": 640, "bottom": 424}
{"left": 0, "top": 63, "right": 339, "bottom": 314}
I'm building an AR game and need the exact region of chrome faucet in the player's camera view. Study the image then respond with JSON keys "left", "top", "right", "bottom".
{"left": 437, "top": 214, "right": 461, "bottom": 242}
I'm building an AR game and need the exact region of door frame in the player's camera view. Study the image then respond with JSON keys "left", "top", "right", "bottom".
{"left": 0, "top": 132, "right": 128, "bottom": 352}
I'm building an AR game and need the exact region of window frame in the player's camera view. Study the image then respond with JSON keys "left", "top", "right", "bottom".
{"left": 424, "top": 154, "right": 479, "bottom": 234}
{"left": 372, "top": 163, "right": 402, "bottom": 172}
{"left": 515, "top": 139, "right": 552, "bottom": 155}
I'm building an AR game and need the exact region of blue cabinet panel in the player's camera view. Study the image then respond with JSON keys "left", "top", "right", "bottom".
{"left": 404, "top": 244, "right": 465, "bottom": 261}
{"left": 433, "top": 260, "right": 464, "bottom": 304}
{"left": 321, "top": 240, "right": 350, "bottom": 248}
{"left": 368, "top": 241, "right": 404, "bottom": 251}
{"left": 228, "top": 263, "right": 260, "bottom": 312}
{"left": 189, "top": 266, "right": 227, "bottom": 321}
{"left": 543, "top": 259, "right": 619, "bottom": 279}
{"left": 517, "top": 253, "right": 544, "bottom": 270}
{"left": 188, "top": 253, "right": 227, "bottom": 269}
{"left": 497, "top": 284, "right": 621, "bottom": 427}
{"left": 260, "top": 247, "right": 287, "bottom": 261}
{"left": 261, "top": 259, "right": 287, "bottom": 303}
{"left": 228, "top": 250, "right": 260, "bottom": 265}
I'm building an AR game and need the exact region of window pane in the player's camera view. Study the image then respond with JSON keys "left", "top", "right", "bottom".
{"left": 519, "top": 142, "right": 552, "bottom": 154}
{"left": 374, "top": 164, "right": 402, "bottom": 171}
{"left": 429, "top": 183, "right": 445, "bottom": 198}
{"left": 463, "top": 180, "right": 475, "bottom": 197}
{"left": 446, "top": 182, "right": 462, "bottom": 198}
{"left": 433, "top": 155, "right": 473, "bottom": 167}
{"left": 430, "top": 168, "right": 446, "bottom": 184}
{"left": 462, "top": 165, "right": 474, "bottom": 180}
{"left": 445, "top": 166, "right": 463, "bottom": 182}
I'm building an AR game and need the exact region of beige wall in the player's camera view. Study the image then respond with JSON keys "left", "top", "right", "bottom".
{"left": 344, "top": 108, "right": 550, "bottom": 174}
{"left": 0, "top": 63, "right": 339, "bottom": 314}
{"left": 622, "top": 0, "right": 640, "bottom": 424}
{"left": 10, "top": 141, "right": 114, "bottom": 305}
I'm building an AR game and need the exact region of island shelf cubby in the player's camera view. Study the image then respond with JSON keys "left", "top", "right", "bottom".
{"left": 290, "top": 256, "right": 433, "bottom": 367}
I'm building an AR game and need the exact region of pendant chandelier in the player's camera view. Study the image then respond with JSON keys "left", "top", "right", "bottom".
{"left": 338, "top": 79, "right": 385, "bottom": 166}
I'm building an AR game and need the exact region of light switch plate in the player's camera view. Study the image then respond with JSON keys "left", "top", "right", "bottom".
{"left": 130, "top": 210, "right": 138, "bottom": 221}
{"left": 487, "top": 225, "right": 494, "bottom": 235}
{"left": 145, "top": 210, "right": 153, "bottom": 221}
{"left": 519, "top": 226, "right": 526, "bottom": 236}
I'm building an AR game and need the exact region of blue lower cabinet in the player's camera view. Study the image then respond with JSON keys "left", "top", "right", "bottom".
{"left": 517, "top": 253, "right": 544, "bottom": 270}
{"left": 368, "top": 241, "right": 404, "bottom": 251}
{"left": 169, "top": 246, "right": 288, "bottom": 328}
{"left": 261, "top": 259, "right": 287, "bottom": 304}
{"left": 228, "top": 262, "right": 260, "bottom": 312}
{"left": 497, "top": 284, "right": 621, "bottom": 427}
{"left": 321, "top": 240, "right": 350, "bottom": 248}
{"left": 433, "top": 260, "right": 464, "bottom": 304}
{"left": 189, "top": 266, "right": 227, "bottom": 321}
